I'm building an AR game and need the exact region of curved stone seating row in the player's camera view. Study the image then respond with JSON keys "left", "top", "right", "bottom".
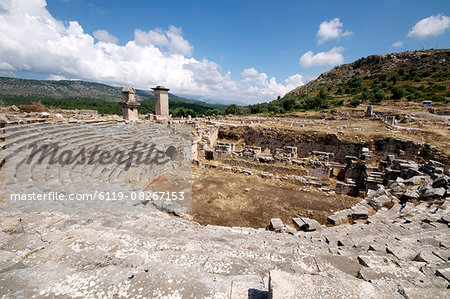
{"left": 1, "top": 120, "right": 191, "bottom": 215}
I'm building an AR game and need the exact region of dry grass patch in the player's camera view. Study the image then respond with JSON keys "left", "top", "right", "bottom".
{"left": 191, "top": 166, "right": 360, "bottom": 228}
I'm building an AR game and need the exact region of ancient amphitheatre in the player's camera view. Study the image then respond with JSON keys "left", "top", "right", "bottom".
{"left": 1, "top": 65, "right": 450, "bottom": 297}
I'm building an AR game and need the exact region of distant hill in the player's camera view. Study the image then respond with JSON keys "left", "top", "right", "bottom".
{"left": 249, "top": 49, "right": 449, "bottom": 114}
{"left": 0, "top": 76, "right": 227, "bottom": 111}
{"left": 289, "top": 49, "right": 450, "bottom": 96}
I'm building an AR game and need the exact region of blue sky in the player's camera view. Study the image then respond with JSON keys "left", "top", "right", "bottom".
{"left": 0, "top": 0, "right": 449, "bottom": 104}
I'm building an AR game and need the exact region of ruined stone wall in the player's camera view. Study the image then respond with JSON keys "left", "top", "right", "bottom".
{"left": 373, "top": 137, "right": 448, "bottom": 164}
{"left": 218, "top": 126, "right": 448, "bottom": 164}
{"left": 218, "top": 126, "right": 362, "bottom": 162}
{"left": 223, "top": 158, "right": 307, "bottom": 176}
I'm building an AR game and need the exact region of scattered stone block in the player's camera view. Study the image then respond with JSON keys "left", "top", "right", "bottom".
{"left": 39, "top": 112, "right": 50, "bottom": 118}
{"left": 432, "top": 175, "right": 449, "bottom": 188}
{"left": 368, "top": 195, "right": 391, "bottom": 210}
{"left": 6, "top": 115, "right": 19, "bottom": 121}
{"left": 283, "top": 225, "right": 297, "bottom": 234}
{"left": 422, "top": 187, "right": 446, "bottom": 199}
{"left": 10, "top": 105, "right": 20, "bottom": 112}
{"left": 260, "top": 172, "right": 274, "bottom": 179}
{"left": 402, "top": 190, "right": 420, "bottom": 200}
{"left": 269, "top": 218, "right": 284, "bottom": 232}
{"left": 351, "top": 206, "right": 369, "bottom": 219}
{"left": 292, "top": 217, "right": 320, "bottom": 231}
{"left": 327, "top": 209, "right": 351, "bottom": 225}
{"left": 403, "top": 176, "right": 427, "bottom": 185}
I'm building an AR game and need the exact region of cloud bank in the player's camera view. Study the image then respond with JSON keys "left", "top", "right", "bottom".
{"left": 408, "top": 14, "right": 450, "bottom": 39}
{"left": 0, "top": 0, "right": 303, "bottom": 104}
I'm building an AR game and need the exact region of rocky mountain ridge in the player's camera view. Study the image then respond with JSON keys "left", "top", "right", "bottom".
{"left": 289, "top": 49, "right": 450, "bottom": 95}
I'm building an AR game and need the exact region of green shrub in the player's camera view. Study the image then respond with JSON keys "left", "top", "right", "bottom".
{"left": 374, "top": 91, "right": 385, "bottom": 102}
{"left": 349, "top": 99, "right": 361, "bottom": 107}
{"left": 362, "top": 91, "right": 374, "bottom": 101}
{"left": 302, "top": 96, "right": 331, "bottom": 110}
{"left": 173, "top": 107, "right": 196, "bottom": 117}
{"left": 225, "top": 104, "right": 241, "bottom": 115}
{"left": 391, "top": 86, "right": 405, "bottom": 99}
{"left": 331, "top": 99, "right": 344, "bottom": 107}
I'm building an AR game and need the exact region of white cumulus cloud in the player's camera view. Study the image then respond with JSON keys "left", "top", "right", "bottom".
{"left": 241, "top": 67, "right": 268, "bottom": 85}
{"left": 0, "top": 0, "right": 304, "bottom": 104}
{"left": 134, "top": 26, "right": 193, "bottom": 56}
{"left": 299, "top": 47, "right": 345, "bottom": 68}
{"left": 93, "top": 29, "right": 118, "bottom": 44}
{"left": 317, "top": 18, "right": 352, "bottom": 45}
{"left": 408, "top": 14, "right": 450, "bottom": 39}
{"left": 392, "top": 41, "right": 404, "bottom": 48}
{"left": 239, "top": 68, "right": 306, "bottom": 97}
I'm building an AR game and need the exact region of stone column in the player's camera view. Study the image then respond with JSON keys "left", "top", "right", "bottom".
{"left": 120, "top": 86, "right": 140, "bottom": 121}
{"left": 365, "top": 105, "right": 373, "bottom": 117}
{"left": 152, "top": 86, "right": 170, "bottom": 117}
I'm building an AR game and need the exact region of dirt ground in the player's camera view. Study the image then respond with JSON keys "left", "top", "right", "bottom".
{"left": 191, "top": 167, "right": 360, "bottom": 228}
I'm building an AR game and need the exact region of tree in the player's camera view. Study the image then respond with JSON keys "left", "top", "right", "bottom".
{"left": 362, "top": 91, "right": 374, "bottom": 101}
{"left": 302, "top": 96, "right": 330, "bottom": 110}
{"left": 347, "top": 76, "right": 363, "bottom": 90}
{"left": 349, "top": 99, "right": 361, "bottom": 107}
{"left": 374, "top": 91, "right": 385, "bottom": 102}
{"left": 225, "top": 104, "right": 241, "bottom": 115}
{"left": 318, "top": 88, "right": 329, "bottom": 99}
{"left": 281, "top": 96, "right": 296, "bottom": 111}
{"left": 391, "top": 86, "right": 405, "bottom": 99}
{"left": 173, "top": 107, "right": 196, "bottom": 117}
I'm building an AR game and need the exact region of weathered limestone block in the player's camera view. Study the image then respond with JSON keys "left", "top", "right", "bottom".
{"left": 435, "top": 268, "right": 450, "bottom": 283}
{"left": 292, "top": 217, "right": 320, "bottom": 231}
{"left": 402, "top": 189, "right": 420, "bottom": 200}
{"left": 351, "top": 206, "right": 369, "bottom": 219}
{"left": 269, "top": 270, "right": 379, "bottom": 299}
{"left": 6, "top": 115, "right": 19, "bottom": 121}
{"left": 413, "top": 251, "right": 444, "bottom": 264}
{"left": 368, "top": 195, "right": 391, "bottom": 210}
{"left": 386, "top": 244, "right": 417, "bottom": 261}
{"left": 403, "top": 175, "right": 428, "bottom": 185}
{"left": 336, "top": 181, "right": 358, "bottom": 195}
{"left": 422, "top": 187, "right": 446, "bottom": 199}
{"left": 269, "top": 218, "right": 284, "bottom": 232}
{"left": 400, "top": 287, "right": 449, "bottom": 299}
{"left": 327, "top": 209, "right": 351, "bottom": 225}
